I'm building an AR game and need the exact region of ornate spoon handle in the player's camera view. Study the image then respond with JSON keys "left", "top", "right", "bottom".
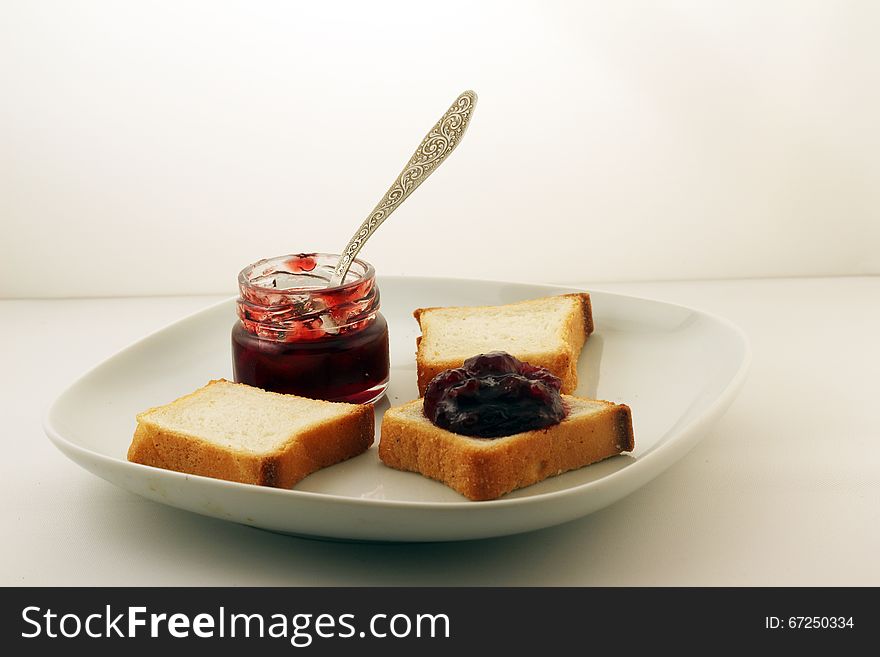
{"left": 329, "top": 90, "right": 478, "bottom": 286}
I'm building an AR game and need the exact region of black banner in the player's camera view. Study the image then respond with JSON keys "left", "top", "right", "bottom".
{"left": 1, "top": 587, "right": 873, "bottom": 654}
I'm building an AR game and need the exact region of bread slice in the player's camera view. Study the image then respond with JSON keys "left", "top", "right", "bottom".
{"left": 127, "top": 379, "right": 374, "bottom": 488}
{"left": 413, "top": 293, "right": 593, "bottom": 396}
{"left": 378, "top": 396, "right": 633, "bottom": 501}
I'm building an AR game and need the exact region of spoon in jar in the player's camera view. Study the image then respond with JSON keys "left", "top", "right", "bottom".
{"left": 328, "top": 90, "right": 478, "bottom": 287}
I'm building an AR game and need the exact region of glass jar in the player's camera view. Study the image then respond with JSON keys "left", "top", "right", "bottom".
{"left": 232, "top": 253, "right": 389, "bottom": 404}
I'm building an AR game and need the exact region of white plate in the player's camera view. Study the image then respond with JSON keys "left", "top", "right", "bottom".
{"left": 45, "top": 277, "right": 749, "bottom": 542}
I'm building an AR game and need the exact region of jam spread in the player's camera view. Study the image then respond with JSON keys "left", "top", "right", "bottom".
{"left": 423, "top": 352, "right": 567, "bottom": 438}
{"left": 284, "top": 254, "right": 318, "bottom": 273}
{"left": 232, "top": 253, "right": 389, "bottom": 404}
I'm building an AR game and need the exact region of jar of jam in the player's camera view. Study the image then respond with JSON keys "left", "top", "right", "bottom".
{"left": 232, "top": 253, "right": 389, "bottom": 404}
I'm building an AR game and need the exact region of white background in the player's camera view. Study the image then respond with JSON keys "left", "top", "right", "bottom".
{"left": 2, "top": 0, "right": 878, "bottom": 298}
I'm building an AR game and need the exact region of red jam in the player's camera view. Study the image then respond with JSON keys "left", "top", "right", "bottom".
{"left": 423, "top": 352, "right": 567, "bottom": 437}
{"left": 232, "top": 253, "right": 389, "bottom": 404}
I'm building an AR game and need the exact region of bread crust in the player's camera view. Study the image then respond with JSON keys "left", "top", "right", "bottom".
{"left": 127, "top": 382, "right": 374, "bottom": 488}
{"left": 414, "top": 293, "right": 593, "bottom": 396}
{"left": 378, "top": 397, "right": 633, "bottom": 501}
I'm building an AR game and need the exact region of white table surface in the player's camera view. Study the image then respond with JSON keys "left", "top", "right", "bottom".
{"left": 2, "top": 277, "right": 878, "bottom": 586}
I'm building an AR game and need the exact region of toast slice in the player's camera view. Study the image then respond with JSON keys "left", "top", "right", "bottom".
{"left": 378, "top": 396, "right": 633, "bottom": 501}
{"left": 413, "top": 293, "right": 593, "bottom": 396}
{"left": 127, "top": 379, "right": 374, "bottom": 488}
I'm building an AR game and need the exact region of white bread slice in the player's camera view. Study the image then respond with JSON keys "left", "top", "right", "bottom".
{"left": 127, "top": 379, "right": 374, "bottom": 488}
{"left": 413, "top": 293, "right": 593, "bottom": 396}
{"left": 379, "top": 396, "right": 633, "bottom": 501}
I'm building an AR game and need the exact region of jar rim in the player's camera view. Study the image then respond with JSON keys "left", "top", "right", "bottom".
{"left": 237, "top": 253, "right": 376, "bottom": 295}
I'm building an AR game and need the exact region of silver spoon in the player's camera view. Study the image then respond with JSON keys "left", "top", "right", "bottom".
{"left": 329, "top": 90, "right": 478, "bottom": 287}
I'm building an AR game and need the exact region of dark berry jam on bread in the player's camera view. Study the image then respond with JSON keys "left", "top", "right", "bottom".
{"left": 423, "top": 352, "right": 567, "bottom": 438}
